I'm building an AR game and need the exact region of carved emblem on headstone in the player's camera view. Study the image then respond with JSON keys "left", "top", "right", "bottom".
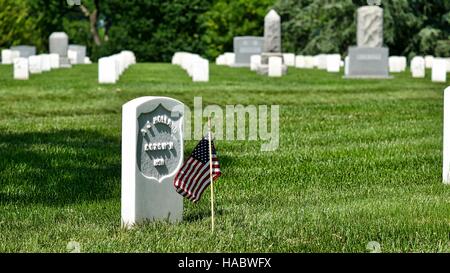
{"left": 136, "top": 104, "right": 183, "bottom": 182}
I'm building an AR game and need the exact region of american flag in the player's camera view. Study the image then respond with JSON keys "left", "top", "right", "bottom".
{"left": 174, "top": 137, "right": 221, "bottom": 202}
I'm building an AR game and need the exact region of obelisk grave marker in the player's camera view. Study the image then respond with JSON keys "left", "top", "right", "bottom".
{"left": 257, "top": 9, "right": 287, "bottom": 75}
{"left": 121, "top": 97, "right": 184, "bottom": 227}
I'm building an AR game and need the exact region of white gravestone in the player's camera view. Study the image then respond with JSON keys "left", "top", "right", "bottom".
{"left": 68, "top": 49, "right": 78, "bottom": 65}
{"left": 28, "top": 55, "right": 42, "bottom": 74}
{"left": 268, "top": 56, "right": 282, "bottom": 77}
{"left": 49, "top": 53, "right": 60, "bottom": 69}
{"left": 13, "top": 57, "right": 29, "bottom": 80}
{"left": 2, "top": 49, "right": 19, "bottom": 64}
{"left": 192, "top": 58, "right": 209, "bottom": 82}
{"left": 399, "top": 57, "right": 407, "bottom": 72}
{"left": 40, "top": 54, "right": 51, "bottom": 72}
{"left": 215, "top": 54, "right": 226, "bottom": 65}
{"left": 121, "top": 96, "right": 184, "bottom": 227}
{"left": 315, "top": 54, "right": 327, "bottom": 70}
{"left": 432, "top": 58, "right": 447, "bottom": 83}
{"left": 250, "top": 55, "right": 261, "bottom": 71}
{"left": 445, "top": 58, "right": 450, "bottom": 73}
{"left": 68, "top": 45, "right": 86, "bottom": 64}
{"left": 389, "top": 56, "right": 402, "bottom": 73}
{"left": 410, "top": 56, "right": 425, "bottom": 78}
{"left": 425, "top": 55, "right": 434, "bottom": 69}
{"left": 295, "top": 55, "right": 305, "bottom": 68}
{"left": 283, "top": 53, "right": 295, "bottom": 67}
{"left": 98, "top": 57, "right": 117, "bottom": 84}
{"left": 443, "top": 86, "right": 450, "bottom": 184}
{"left": 304, "top": 56, "right": 315, "bottom": 69}
{"left": 326, "top": 54, "right": 341, "bottom": 72}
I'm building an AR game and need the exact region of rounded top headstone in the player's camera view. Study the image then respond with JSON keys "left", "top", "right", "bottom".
{"left": 49, "top": 32, "right": 68, "bottom": 39}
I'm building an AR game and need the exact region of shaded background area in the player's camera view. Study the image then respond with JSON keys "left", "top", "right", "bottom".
{"left": 0, "top": 0, "right": 449, "bottom": 61}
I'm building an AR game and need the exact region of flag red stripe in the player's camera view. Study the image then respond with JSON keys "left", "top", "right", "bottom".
{"left": 178, "top": 157, "right": 197, "bottom": 189}
{"left": 185, "top": 163, "right": 209, "bottom": 195}
{"left": 191, "top": 171, "right": 212, "bottom": 200}
{"left": 183, "top": 161, "right": 207, "bottom": 196}
{"left": 174, "top": 157, "right": 194, "bottom": 187}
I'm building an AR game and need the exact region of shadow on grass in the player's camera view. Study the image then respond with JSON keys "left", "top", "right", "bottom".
{"left": 184, "top": 207, "right": 224, "bottom": 223}
{"left": 0, "top": 129, "right": 120, "bottom": 206}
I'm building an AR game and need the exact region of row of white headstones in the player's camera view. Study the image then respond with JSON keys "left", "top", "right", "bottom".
{"left": 217, "top": 52, "right": 450, "bottom": 82}
{"left": 9, "top": 53, "right": 61, "bottom": 80}
{"left": 2, "top": 49, "right": 93, "bottom": 80}
{"left": 1, "top": 48, "right": 91, "bottom": 66}
{"left": 171, "top": 52, "right": 209, "bottom": 82}
{"left": 98, "top": 51, "right": 136, "bottom": 84}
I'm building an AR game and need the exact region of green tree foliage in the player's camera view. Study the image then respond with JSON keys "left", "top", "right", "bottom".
{"left": 275, "top": 0, "right": 450, "bottom": 58}
{"left": 274, "top": 0, "right": 356, "bottom": 55}
{"left": 200, "top": 0, "right": 274, "bottom": 59}
{"left": 1, "top": 0, "right": 449, "bottom": 61}
{"left": 98, "top": 0, "right": 212, "bottom": 62}
{"left": 0, "top": 0, "right": 43, "bottom": 50}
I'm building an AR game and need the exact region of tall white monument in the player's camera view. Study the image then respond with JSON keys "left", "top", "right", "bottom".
{"left": 346, "top": 5, "right": 390, "bottom": 79}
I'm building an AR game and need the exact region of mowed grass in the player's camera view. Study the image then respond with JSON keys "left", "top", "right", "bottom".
{"left": 0, "top": 62, "right": 449, "bottom": 253}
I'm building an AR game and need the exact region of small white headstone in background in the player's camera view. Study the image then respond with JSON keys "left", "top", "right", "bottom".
{"left": 398, "top": 57, "right": 407, "bottom": 72}
{"left": 121, "top": 96, "right": 184, "bottom": 227}
{"left": 215, "top": 54, "right": 226, "bottom": 65}
{"left": 283, "top": 53, "right": 295, "bottom": 67}
{"left": 295, "top": 55, "right": 305, "bottom": 68}
{"left": 445, "top": 58, "right": 450, "bottom": 73}
{"left": 68, "top": 49, "right": 78, "bottom": 65}
{"left": 13, "top": 57, "right": 29, "bottom": 80}
{"left": 315, "top": 54, "right": 327, "bottom": 70}
{"left": 389, "top": 56, "right": 402, "bottom": 73}
{"left": 224, "top": 53, "right": 235, "bottom": 66}
{"left": 410, "top": 56, "right": 425, "bottom": 78}
{"left": 98, "top": 57, "right": 117, "bottom": 84}
{"left": 326, "top": 54, "right": 341, "bottom": 73}
{"left": 304, "top": 56, "right": 315, "bottom": 69}
{"left": 98, "top": 51, "right": 135, "bottom": 84}
{"left": 425, "top": 55, "right": 434, "bottom": 69}
{"left": 28, "top": 55, "right": 42, "bottom": 74}
{"left": 2, "top": 49, "right": 20, "bottom": 64}
{"left": 84, "top": 57, "right": 92, "bottom": 64}
{"left": 192, "top": 58, "right": 209, "bottom": 82}
{"left": 49, "top": 53, "right": 60, "bottom": 69}
{"left": 40, "top": 54, "right": 51, "bottom": 72}
{"left": 432, "top": 58, "right": 447, "bottom": 82}
{"left": 268, "top": 56, "right": 282, "bottom": 77}
{"left": 250, "top": 55, "right": 261, "bottom": 71}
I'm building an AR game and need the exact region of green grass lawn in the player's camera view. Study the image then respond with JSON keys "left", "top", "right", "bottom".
{"left": 0, "top": 63, "right": 449, "bottom": 252}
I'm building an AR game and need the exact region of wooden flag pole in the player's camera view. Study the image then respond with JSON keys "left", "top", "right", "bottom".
{"left": 208, "top": 117, "right": 215, "bottom": 233}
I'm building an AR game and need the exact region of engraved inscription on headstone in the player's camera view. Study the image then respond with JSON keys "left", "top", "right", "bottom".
{"left": 233, "top": 36, "right": 264, "bottom": 67}
{"left": 137, "top": 104, "right": 182, "bottom": 181}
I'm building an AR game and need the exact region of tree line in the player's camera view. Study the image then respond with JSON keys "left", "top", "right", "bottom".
{"left": 0, "top": 0, "right": 448, "bottom": 62}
